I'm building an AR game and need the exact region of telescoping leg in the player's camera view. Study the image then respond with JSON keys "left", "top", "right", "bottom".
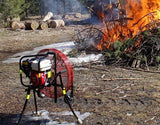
{"left": 58, "top": 73, "right": 83, "bottom": 124}
{"left": 33, "top": 88, "right": 38, "bottom": 115}
{"left": 17, "top": 88, "right": 31, "bottom": 125}
{"left": 64, "top": 94, "right": 83, "bottom": 124}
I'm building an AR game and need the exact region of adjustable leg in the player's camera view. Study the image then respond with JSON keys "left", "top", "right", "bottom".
{"left": 17, "top": 88, "right": 31, "bottom": 125}
{"left": 70, "top": 84, "right": 73, "bottom": 98}
{"left": 33, "top": 89, "right": 38, "bottom": 115}
{"left": 54, "top": 80, "right": 57, "bottom": 103}
{"left": 58, "top": 74, "right": 82, "bottom": 124}
{"left": 64, "top": 94, "right": 82, "bottom": 124}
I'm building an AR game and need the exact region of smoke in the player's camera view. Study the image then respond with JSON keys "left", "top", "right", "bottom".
{"left": 39, "top": 0, "right": 123, "bottom": 24}
{"left": 40, "top": 0, "right": 88, "bottom": 16}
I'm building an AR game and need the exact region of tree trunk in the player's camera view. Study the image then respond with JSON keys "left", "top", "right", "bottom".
{"left": 25, "top": 21, "right": 39, "bottom": 30}
{"left": 48, "top": 19, "right": 65, "bottom": 28}
{"left": 39, "top": 21, "right": 48, "bottom": 30}
{"left": 42, "top": 12, "right": 53, "bottom": 22}
{"left": 10, "top": 21, "right": 25, "bottom": 30}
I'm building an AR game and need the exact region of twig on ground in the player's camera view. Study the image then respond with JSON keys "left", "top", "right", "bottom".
{"left": 102, "top": 77, "right": 142, "bottom": 81}
{"left": 121, "top": 67, "right": 160, "bottom": 74}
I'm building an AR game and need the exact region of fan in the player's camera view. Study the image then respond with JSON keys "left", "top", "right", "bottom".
{"left": 38, "top": 48, "right": 73, "bottom": 98}
{"left": 17, "top": 48, "right": 82, "bottom": 125}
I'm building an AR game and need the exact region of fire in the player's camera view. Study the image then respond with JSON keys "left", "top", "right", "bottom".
{"left": 97, "top": 0, "right": 160, "bottom": 50}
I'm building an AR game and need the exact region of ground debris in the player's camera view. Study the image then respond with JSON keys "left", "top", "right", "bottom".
{"left": 102, "top": 77, "right": 142, "bottom": 81}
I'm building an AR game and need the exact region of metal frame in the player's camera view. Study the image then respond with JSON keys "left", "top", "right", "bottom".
{"left": 17, "top": 51, "right": 80, "bottom": 125}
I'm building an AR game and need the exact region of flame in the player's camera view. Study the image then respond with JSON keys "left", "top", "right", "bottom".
{"left": 97, "top": 0, "right": 160, "bottom": 50}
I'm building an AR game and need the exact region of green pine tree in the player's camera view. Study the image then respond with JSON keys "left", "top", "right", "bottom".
{"left": 0, "top": 0, "right": 40, "bottom": 20}
{"left": 24, "top": 0, "right": 40, "bottom": 17}
{"left": 0, "top": 0, "right": 26, "bottom": 20}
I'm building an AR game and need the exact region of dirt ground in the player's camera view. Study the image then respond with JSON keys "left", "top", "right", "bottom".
{"left": 0, "top": 19, "right": 160, "bottom": 125}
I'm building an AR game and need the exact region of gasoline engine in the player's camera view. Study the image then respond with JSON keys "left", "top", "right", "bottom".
{"left": 17, "top": 49, "right": 82, "bottom": 125}
{"left": 22, "top": 58, "right": 52, "bottom": 87}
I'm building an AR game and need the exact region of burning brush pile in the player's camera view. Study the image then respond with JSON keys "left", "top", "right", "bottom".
{"left": 75, "top": 0, "right": 160, "bottom": 69}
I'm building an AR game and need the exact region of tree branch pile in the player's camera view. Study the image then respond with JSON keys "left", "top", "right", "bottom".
{"left": 73, "top": 27, "right": 104, "bottom": 52}
{"left": 102, "top": 27, "right": 160, "bottom": 69}
{"left": 74, "top": 25, "right": 160, "bottom": 69}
